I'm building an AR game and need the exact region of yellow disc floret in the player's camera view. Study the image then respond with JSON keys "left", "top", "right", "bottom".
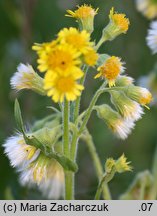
{"left": 95, "top": 56, "right": 123, "bottom": 87}
{"left": 110, "top": 7, "right": 130, "bottom": 33}
{"left": 37, "top": 44, "right": 81, "bottom": 73}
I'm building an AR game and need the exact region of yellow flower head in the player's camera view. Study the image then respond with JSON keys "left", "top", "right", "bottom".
{"left": 84, "top": 48, "right": 99, "bottom": 66}
{"left": 66, "top": 4, "right": 98, "bottom": 19}
{"left": 95, "top": 56, "right": 124, "bottom": 87}
{"left": 101, "top": 8, "right": 130, "bottom": 42}
{"left": 44, "top": 68, "right": 84, "bottom": 103}
{"left": 58, "top": 27, "right": 93, "bottom": 54}
{"left": 115, "top": 154, "right": 132, "bottom": 173}
{"left": 109, "top": 7, "right": 130, "bottom": 33}
{"left": 66, "top": 4, "right": 98, "bottom": 33}
{"left": 37, "top": 44, "right": 81, "bottom": 73}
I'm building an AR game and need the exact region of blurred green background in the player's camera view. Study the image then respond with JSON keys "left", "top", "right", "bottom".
{"left": 0, "top": 0, "right": 157, "bottom": 200}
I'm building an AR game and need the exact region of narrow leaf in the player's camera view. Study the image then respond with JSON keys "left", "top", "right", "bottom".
{"left": 14, "top": 99, "right": 25, "bottom": 133}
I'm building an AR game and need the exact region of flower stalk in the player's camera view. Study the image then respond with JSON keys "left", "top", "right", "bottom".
{"left": 81, "top": 131, "right": 111, "bottom": 200}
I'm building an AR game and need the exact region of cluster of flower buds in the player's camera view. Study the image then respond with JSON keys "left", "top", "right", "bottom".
{"left": 105, "top": 154, "right": 132, "bottom": 174}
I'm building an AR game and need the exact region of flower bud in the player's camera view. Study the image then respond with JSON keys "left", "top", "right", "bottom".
{"left": 95, "top": 104, "right": 135, "bottom": 140}
{"left": 105, "top": 158, "right": 116, "bottom": 173}
{"left": 10, "top": 64, "right": 46, "bottom": 95}
{"left": 110, "top": 90, "right": 144, "bottom": 121}
{"left": 66, "top": 4, "right": 98, "bottom": 34}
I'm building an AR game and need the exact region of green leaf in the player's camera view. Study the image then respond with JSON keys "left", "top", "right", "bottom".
{"left": 14, "top": 99, "right": 25, "bottom": 133}
{"left": 24, "top": 134, "right": 78, "bottom": 172}
{"left": 52, "top": 152, "right": 78, "bottom": 173}
{"left": 96, "top": 54, "right": 110, "bottom": 67}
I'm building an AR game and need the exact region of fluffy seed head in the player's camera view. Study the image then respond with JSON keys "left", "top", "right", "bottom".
{"left": 110, "top": 90, "right": 144, "bottom": 121}
{"left": 3, "top": 134, "right": 40, "bottom": 168}
{"left": 96, "top": 104, "right": 135, "bottom": 140}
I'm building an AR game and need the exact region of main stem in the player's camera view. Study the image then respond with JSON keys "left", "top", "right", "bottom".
{"left": 63, "top": 99, "right": 70, "bottom": 157}
{"left": 63, "top": 99, "right": 73, "bottom": 200}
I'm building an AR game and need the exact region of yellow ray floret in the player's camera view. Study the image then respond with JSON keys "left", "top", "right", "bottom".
{"left": 36, "top": 44, "right": 81, "bottom": 73}
{"left": 95, "top": 56, "right": 124, "bottom": 87}
{"left": 32, "top": 40, "right": 57, "bottom": 55}
{"left": 58, "top": 27, "right": 93, "bottom": 54}
{"left": 44, "top": 68, "right": 84, "bottom": 103}
{"left": 66, "top": 4, "right": 98, "bottom": 19}
{"left": 109, "top": 7, "right": 130, "bottom": 33}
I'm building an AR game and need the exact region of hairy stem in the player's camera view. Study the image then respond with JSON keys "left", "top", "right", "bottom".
{"left": 81, "top": 132, "right": 111, "bottom": 200}
{"left": 63, "top": 99, "right": 73, "bottom": 199}
{"left": 78, "top": 84, "right": 106, "bottom": 136}
{"left": 74, "top": 66, "right": 88, "bottom": 122}
{"left": 63, "top": 99, "right": 70, "bottom": 157}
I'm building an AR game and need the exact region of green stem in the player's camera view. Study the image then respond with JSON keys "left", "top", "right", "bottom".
{"left": 81, "top": 132, "right": 111, "bottom": 200}
{"left": 63, "top": 99, "right": 70, "bottom": 157}
{"left": 74, "top": 66, "right": 88, "bottom": 122}
{"left": 95, "top": 169, "right": 115, "bottom": 200}
{"left": 95, "top": 36, "right": 108, "bottom": 51}
{"left": 78, "top": 84, "right": 106, "bottom": 136}
{"left": 65, "top": 172, "right": 74, "bottom": 200}
{"left": 95, "top": 178, "right": 105, "bottom": 200}
{"left": 63, "top": 99, "right": 73, "bottom": 200}
{"left": 70, "top": 131, "right": 78, "bottom": 161}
